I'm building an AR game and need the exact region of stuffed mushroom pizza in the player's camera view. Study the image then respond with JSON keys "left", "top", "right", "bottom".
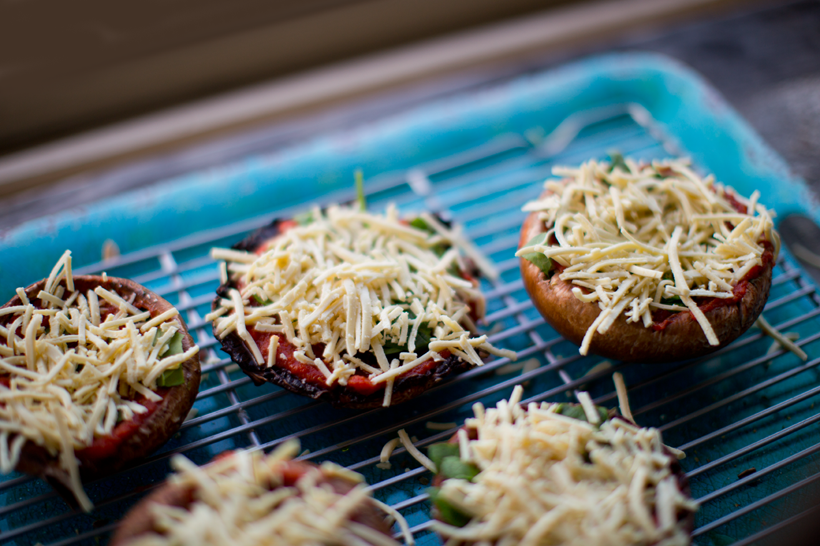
{"left": 517, "top": 157, "right": 779, "bottom": 362}
{"left": 427, "top": 385, "right": 698, "bottom": 546}
{"left": 209, "top": 204, "right": 515, "bottom": 408}
{"left": 0, "top": 251, "right": 201, "bottom": 510}
{"left": 110, "top": 440, "right": 410, "bottom": 546}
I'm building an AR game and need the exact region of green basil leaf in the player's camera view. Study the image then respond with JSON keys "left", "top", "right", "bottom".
{"left": 427, "top": 443, "right": 460, "bottom": 470}
{"left": 428, "top": 487, "right": 472, "bottom": 528}
{"left": 161, "top": 332, "right": 184, "bottom": 358}
{"left": 522, "top": 233, "right": 553, "bottom": 276}
{"left": 157, "top": 366, "right": 185, "bottom": 387}
{"left": 440, "top": 456, "right": 480, "bottom": 481}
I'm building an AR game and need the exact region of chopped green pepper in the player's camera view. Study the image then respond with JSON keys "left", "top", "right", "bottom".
{"left": 161, "top": 332, "right": 184, "bottom": 358}
{"left": 521, "top": 233, "right": 554, "bottom": 277}
{"left": 608, "top": 152, "right": 629, "bottom": 174}
{"left": 555, "top": 403, "right": 609, "bottom": 424}
{"left": 428, "top": 442, "right": 460, "bottom": 469}
{"left": 381, "top": 322, "right": 433, "bottom": 355}
{"left": 157, "top": 332, "right": 186, "bottom": 387}
{"left": 157, "top": 366, "right": 185, "bottom": 387}
{"left": 440, "top": 456, "right": 480, "bottom": 481}
{"left": 410, "top": 217, "right": 434, "bottom": 233}
{"left": 428, "top": 487, "right": 472, "bottom": 528}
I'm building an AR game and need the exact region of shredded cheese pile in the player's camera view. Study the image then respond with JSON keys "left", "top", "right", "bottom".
{"left": 127, "top": 441, "right": 406, "bottom": 546}
{"left": 0, "top": 251, "right": 199, "bottom": 511}
{"left": 433, "top": 386, "right": 698, "bottom": 546}
{"left": 209, "top": 205, "right": 515, "bottom": 406}
{"left": 517, "top": 157, "right": 780, "bottom": 354}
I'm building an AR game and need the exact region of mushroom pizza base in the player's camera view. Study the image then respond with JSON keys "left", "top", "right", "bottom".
{"left": 213, "top": 219, "right": 477, "bottom": 409}
{"left": 519, "top": 211, "right": 773, "bottom": 363}
{"left": 0, "top": 276, "right": 201, "bottom": 506}
{"left": 431, "top": 412, "right": 695, "bottom": 544}
{"left": 109, "top": 458, "right": 394, "bottom": 546}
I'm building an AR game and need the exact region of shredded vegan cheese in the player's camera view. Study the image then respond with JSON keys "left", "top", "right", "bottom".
{"left": 518, "top": 158, "right": 780, "bottom": 355}
{"left": 612, "top": 372, "right": 634, "bottom": 423}
{"left": 0, "top": 251, "right": 199, "bottom": 511}
{"left": 378, "top": 437, "right": 401, "bottom": 470}
{"left": 433, "top": 385, "right": 698, "bottom": 546}
{"left": 210, "top": 205, "right": 515, "bottom": 406}
{"left": 127, "top": 441, "right": 405, "bottom": 546}
{"left": 397, "top": 428, "right": 437, "bottom": 473}
{"left": 755, "top": 315, "right": 808, "bottom": 361}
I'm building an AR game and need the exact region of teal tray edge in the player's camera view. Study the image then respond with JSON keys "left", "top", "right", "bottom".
{"left": 0, "top": 51, "right": 816, "bottom": 291}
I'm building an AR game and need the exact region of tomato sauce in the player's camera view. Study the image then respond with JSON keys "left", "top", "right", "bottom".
{"left": 75, "top": 389, "right": 168, "bottom": 461}
{"left": 247, "top": 327, "right": 445, "bottom": 396}
{"left": 651, "top": 240, "right": 773, "bottom": 331}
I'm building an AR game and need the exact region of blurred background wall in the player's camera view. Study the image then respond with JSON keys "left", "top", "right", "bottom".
{"left": 1, "top": 0, "right": 815, "bottom": 225}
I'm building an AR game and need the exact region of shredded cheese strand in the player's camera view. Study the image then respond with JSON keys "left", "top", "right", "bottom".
{"left": 756, "top": 315, "right": 808, "bottom": 361}
{"left": 397, "top": 428, "right": 436, "bottom": 473}
{"left": 612, "top": 372, "right": 634, "bottom": 423}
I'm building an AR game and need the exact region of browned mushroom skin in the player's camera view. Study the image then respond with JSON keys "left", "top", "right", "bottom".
{"left": 431, "top": 409, "right": 695, "bottom": 543}
{"left": 0, "top": 276, "right": 201, "bottom": 507}
{"left": 109, "top": 456, "right": 394, "bottom": 546}
{"left": 212, "top": 219, "right": 476, "bottom": 409}
{"left": 519, "top": 208, "right": 773, "bottom": 363}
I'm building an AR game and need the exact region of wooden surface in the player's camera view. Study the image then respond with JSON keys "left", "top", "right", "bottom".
{"left": 0, "top": 0, "right": 817, "bottom": 230}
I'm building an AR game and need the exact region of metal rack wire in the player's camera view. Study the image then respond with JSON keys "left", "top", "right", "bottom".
{"left": 2, "top": 103, "right": 820, "bottom": 546}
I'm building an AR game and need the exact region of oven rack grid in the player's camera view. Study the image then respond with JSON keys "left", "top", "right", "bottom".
{"left": 1, "top": 105, "right": 820, "bottom": 546}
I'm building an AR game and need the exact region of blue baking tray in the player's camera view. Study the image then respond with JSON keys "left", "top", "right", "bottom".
{"left": 1, "top": 53, "right": 820, "bottom": 545}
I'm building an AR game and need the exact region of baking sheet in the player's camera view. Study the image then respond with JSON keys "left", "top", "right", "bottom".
{"left": 1, "top": 53, "right": 820, "bottom": 545}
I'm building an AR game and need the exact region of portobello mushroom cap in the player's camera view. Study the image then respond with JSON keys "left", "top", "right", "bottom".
{"left": 1, "top": 276, "right": 201, "bottom": 507}
{"left": 109, "top": 457, "right": 394, "bottom": 546}
{"left": 431, "top": 407, "right": 695, "bottom": 542}
{"left": 212, "top": 219, "right": 476, "bottom": 409}
{"left": 519, "top": 208, "right": 773, "bottom": 363}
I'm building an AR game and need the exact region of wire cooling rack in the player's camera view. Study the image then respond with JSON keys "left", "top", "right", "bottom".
{"left": 2, "top": 103, "right": 820, "bottom": 546}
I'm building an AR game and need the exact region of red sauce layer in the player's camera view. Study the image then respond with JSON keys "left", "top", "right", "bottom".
{"left": 650, "top": 239, "right": 773, "bottom": 331}
{"left": 75, "top": 389, "right": 168, "bottom": 462}
{"left": 247, "top": 327, "right": 446, "bottom": 396}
